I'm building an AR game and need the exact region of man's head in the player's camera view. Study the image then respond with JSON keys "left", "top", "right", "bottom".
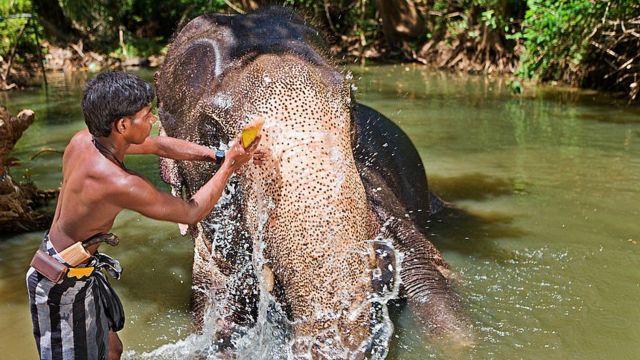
{"left": 82, "top": 71, "right": 154, "bottom": 138}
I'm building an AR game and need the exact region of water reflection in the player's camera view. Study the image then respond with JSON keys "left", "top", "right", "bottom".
{"left": 429, "top": 173, "right": 518, "bottom": 200}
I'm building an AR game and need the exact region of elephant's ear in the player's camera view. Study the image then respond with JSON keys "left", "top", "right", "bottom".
{"left": 158, "top": 123, "right": 190, "bottom": 236}
{"left": 157, "top": 37, "right": 225, "bottom": 132}
{"left": 175, "top": 39, "right": 224, "bottom": 91}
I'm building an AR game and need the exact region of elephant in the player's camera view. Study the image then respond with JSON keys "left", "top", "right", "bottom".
{"left": 155, "top": 6, "right": 470, "bottom": 358}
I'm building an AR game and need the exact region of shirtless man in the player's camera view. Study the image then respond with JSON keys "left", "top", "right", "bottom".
{"left": 26, "top": 71, "right": 262, "bottom": 360}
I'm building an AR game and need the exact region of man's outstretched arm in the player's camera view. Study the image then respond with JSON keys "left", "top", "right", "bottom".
{"left": 115, "top": 137, "right": 259, "bottom": 224}
{"left": 114, "top": 161, "right": 233, "bottom": 225}
{"left": 126, "top": 135, "right": 217, "bottom": 161}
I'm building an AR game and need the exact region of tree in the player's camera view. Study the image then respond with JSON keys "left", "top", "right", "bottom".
{"left": 31, "top": 0, "right": 80, "bottom": 45}
{"left": 376, "top": 0, "right": 424, "bottom": 51}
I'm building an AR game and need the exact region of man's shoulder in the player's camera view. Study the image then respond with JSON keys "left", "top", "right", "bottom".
{"left": 70, "top": 129, "right": 91, "bottom": 144}
{"left": 64, "top": 130, "right": 91, "bottom": 155}
{"left": 63, "top": 130, "right": 155, "bottom": 206}
{"left": 81, "top": 166, "right": 147, "bottom": 206}
{"left": 65, "top": 131, "right": 133, "bottom": 188}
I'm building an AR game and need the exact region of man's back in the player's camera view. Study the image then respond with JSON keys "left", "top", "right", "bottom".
{"left": 25, "top": 71, "right": 263, "bottom": 360}
{"left": 49, "top": 130, "right": 127, "bottom": 252}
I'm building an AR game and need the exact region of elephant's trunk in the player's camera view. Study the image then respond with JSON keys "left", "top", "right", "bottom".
{"left": 261, "top": 134, "right": 374, "bottom": 353}
{"left": 359, "top": 167, "right": 474, "bottom": 345}
{"left": 229, "top": 54, "right": 378, "bottom": 354}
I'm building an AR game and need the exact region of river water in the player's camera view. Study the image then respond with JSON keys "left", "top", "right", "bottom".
{"left": 0, "top": 65, "right": 638, "bottom": 359}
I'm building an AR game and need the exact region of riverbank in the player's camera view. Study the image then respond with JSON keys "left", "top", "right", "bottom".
{"left": 0, "top": 38, "right": 625, "bottom": 103}
{"left": 2, "top": 37, "right": 636, "bottom": 104}
{"left": 1, "top": 40, "right": 164, "bottom": 89}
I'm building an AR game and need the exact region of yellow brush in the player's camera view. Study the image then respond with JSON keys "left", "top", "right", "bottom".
{"left": 241, "top": 116, "right": 264, "bottom": 148}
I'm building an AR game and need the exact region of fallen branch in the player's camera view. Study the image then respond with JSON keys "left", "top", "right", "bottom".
{"left": 30, "top": 148, "right": 64, "bottom": 160}
{"left": 589, "top": 40, "right": 619, "bottom": 58}
{"left": 0, "top": 106, "right": 58, "bottom": 233}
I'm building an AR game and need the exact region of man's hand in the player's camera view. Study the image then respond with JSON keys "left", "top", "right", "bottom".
{"left": 252, "top": 147, "right": 269, "bottom": 166}
{"left": 224, "top": 134, "right": 261, "bottom": 172}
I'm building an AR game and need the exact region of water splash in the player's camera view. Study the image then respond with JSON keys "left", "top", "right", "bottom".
{"left": 127, "top": 119, "right": 407, "bottom": 358}
{"left": 125, "top": 219, "right": 405, "bottom": 359}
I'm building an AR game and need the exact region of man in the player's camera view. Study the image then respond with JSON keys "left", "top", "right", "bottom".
{"left": 26, "top": 71, "right": 263, "bottom": 359}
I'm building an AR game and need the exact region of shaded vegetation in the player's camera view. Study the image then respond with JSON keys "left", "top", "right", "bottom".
{"left": 1, "top": 0, "right": 639, "bottom": 101}
{"left": 31, "top": 0, "right": 227, "bottom": 55}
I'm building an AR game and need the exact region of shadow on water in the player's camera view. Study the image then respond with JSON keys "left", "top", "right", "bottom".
{"left": 421, "top": 173, "right": 529, "bottom": 263}
{"left": 575, "top": 111, "right": 640, "bottom": 124}
{"left": 427, "top": 206, "right": 528, "bottom": 263}
{"left": 429, "top": 172, "right": 524, "bottom": 201}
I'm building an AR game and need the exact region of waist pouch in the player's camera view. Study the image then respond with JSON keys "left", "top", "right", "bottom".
{"left": 30, "top": 249, "right": 68, "bottom": 283}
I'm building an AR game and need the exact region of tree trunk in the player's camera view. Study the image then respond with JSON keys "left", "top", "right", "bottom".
{"left": 0, "top": 106, "right": 34, "bottom": 155}
{"left": 0, "top": 105, "right": 57, "bottom": 234}
{"left": 375, "top": 0, "right": 425, "bottom": 50}
{"left": 32, "top": 0, "right": 81, "bottom": 45}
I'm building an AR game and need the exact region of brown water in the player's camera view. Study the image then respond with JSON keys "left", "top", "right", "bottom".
{"left": 1, "top": 65, "right": 639, "bottom": 359}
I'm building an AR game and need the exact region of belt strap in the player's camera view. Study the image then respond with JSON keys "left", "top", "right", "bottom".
{"left": 41, "top": 232, "right": 123, "bottom": 280}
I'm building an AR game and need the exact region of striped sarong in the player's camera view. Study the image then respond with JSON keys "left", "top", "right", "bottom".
{"left": 26, "top": 233, "right": 124, "bottom": 360}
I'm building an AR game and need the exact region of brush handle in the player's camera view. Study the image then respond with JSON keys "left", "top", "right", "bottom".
{"left": 82, "top": 233, "right": 119, "bottom": 248}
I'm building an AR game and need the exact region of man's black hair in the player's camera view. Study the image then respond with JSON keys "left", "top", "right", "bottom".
{"left": 81, "top": 71, "right": 154, "bottom": 137}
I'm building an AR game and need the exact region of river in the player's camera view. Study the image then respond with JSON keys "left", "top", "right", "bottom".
{"left": 1, "top": 65, "right": 639, "bottom": 359}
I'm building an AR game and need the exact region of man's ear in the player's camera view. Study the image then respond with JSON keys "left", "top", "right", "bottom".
{"left": 114, "top": 117, "right": 129, "bottom": 134}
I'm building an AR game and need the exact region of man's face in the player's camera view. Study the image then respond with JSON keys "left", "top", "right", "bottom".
{"left": 125, "top": 105, "right": 156, "bottom": 144}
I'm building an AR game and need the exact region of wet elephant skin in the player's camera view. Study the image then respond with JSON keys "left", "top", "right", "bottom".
{"left": 156, "top": 6, "right": 469, "bottom": 357}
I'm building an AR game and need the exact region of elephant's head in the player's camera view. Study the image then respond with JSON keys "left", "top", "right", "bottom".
{"left": 157, "top": 8, "right": 382, "bottom": 355}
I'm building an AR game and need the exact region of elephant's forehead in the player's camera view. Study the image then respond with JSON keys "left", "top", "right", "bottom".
{"left": 210, "top": 54, "right": 349, "bottom": 131}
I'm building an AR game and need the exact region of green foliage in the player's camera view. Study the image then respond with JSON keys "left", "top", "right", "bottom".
{"left": 517, "top": 0, "right": 597, "bottom": 81}
{"left": 0, "top": 0, "right": 30, "bottom": 14}
{"left": 0, "top": 0, "right": 42, "bottom": 62}
{"left": 430, "top": 0, "right": 526, "bottom": 34}
{"left": 517, "top": 0, "right": 638, "bottom": 84}
{"left": 285, "top": 0, "right": 379, "bottom": 39}
{"left": 507, "top": 78, "right": 523, "bottom": 94}
{"left": 0, "top": 0, "right": 31, "bottom": 57}
{"left": 57, "top": 0, "right": 226, "bottom": 54}
{"left": 0, "top": 15, "right": 29, "bottom": 56}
